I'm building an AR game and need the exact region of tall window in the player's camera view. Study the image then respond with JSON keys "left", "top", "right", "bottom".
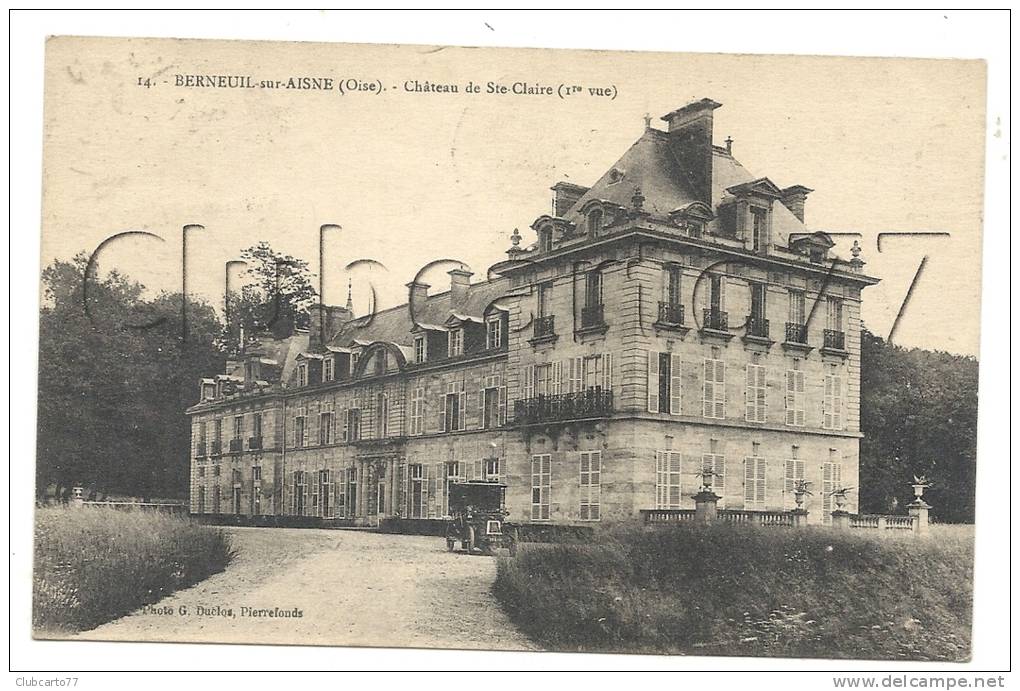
{"left": 823, "top": 371, "right": 844, "bottom": 430}
{"left": 344, "top": 407, "right": 361, "bottom": 442}
{"left": 749, "top": 282, "right": 767, "bottom": 323}
{"left": 443, "top": 381, "right": 465, "bottom": 432}
{"left": 702, "top": 448, "right": 726, "bottom": 505}
{"left": 346, "top": 467, "right": 358, "bottom": 519}
{"left": 251, "top": 412, "right": 262, "bottom": 442}
{"left": 442, "top": 462, "right": 463, "bottom": 516}
{"left": 408, "top": 464, "right": 427, "bottom": 519}
{"left": 655, "top": 451, "right": 683, "bottom": 509}
{"left": 579, "top": 451, "right": 602, "bottom": 521}
{"left": 197, "top": 486, "right": 206, "bottom": 514}
{"left": 414, "top": 335, "right": 427, "bottom": 364}
{"left": 293, "top": 413, "right": 306, "bottom": 448}
{"left": 587, "top": 208, "right": 603, "bottom": 234}
{"left": 483, "top": 458, "right": 501, "bottom": 482}
{"left": 409, "top": 386, "right": 425, "bottom": 436}
{"left": 785, "top": 362, "right": 806, "bottom": 426}
{"left": 826, "top": 296, "right": 844, "bottom": 332}
{"left": 319, "top": 411, "right": 333, "bottom": 445}
{"left": 350, "top": 351, "right": 360, "bottom": 376}
{"left": 323, "top": 357, "right": 334, "bottom": 382}
{"left": 664, "top": 264, "right": 682, "bottom": 305}
{"left": 745, "top": 362, "right": 767, "bottom": 423}
{"left": 297, "top": 364, "right": 308, "bottom": 387}
{"left": 481, "top": 375, "right": 505, "bottom": 429}
{"left": 197, "top": 421, "right": 207, "bottom": 453}
{"left": 448, "top": 328, "right": 464, "bottom": 358}
{"left": 486, "top": 316, "right": 503, "bottom": 349}
{"left": 293, "top": 471, "right": 306, "bottom": 516}
{"left": 703, "top": 355, "right": 726, "bottom": 419}
{"left": 534, "top": 363, "right": 556, "bottom": 397}
{"left": 784, "top": 447, "right": 806, "bottom": 509}
{"left": 251, "top": 466, "right": 262, "bottom": 515}
{"left": 537, "top": 282, "right": 552, "bottom": 318}
{"left": 212, "top": 486, "right": 221, "bottom": 514}
{"left": 232, "top": 415, "right": 243, "bottom": 441}
{"left": 788, "top": 290, "right": 806, "bottom": 325}
{"left": 647, "top": 350, "right": 682, "bottom": 414}
{"left": 585, "top": 269, "right": 603, "bottom": 307}
{"left": 531, "top": 454, "right": 551, "bottom": 520}
{"left": 751, "top": 206, "right": 768, "bottom": 252}
{"left": 822, "top": 454, "right": 843, "bottom": 523}
{"left": 744, "top": 455, "right": 767, "bottom": 509}
{"left": 319, "top": 469, "right": 332, "bottom": 518}
{"left": 376, "top": 393, "right": 388, "bottom": 437}
{"left": 213, "top": 418, "right": 223, "bottom": 451}
{"left": 566, "top": 354, "right": 612, "bottom": 393}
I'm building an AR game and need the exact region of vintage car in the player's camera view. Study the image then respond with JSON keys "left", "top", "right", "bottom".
{"left": 445, "top": 480, "right": 518, "bottom": 555}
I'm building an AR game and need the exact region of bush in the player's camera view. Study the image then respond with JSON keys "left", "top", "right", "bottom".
{"left": 33, "top": 506, "right": 234, "bottom": 632}
{"left": 494, "top": 524, "right": 973, "bottom": 660}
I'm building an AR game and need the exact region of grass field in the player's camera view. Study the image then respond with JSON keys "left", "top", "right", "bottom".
{"left": 494, "top": 523, "right": 973, "bottom": 660}
{"left": 33, "top": 506, "right": 234, "bottom": 633}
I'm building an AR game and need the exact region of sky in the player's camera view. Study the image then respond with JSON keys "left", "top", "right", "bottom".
{"left": 41, "top": 37, "right": 987, "bottom": 356}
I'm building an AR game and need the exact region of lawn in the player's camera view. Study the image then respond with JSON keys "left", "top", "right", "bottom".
{"left": 33, "top": 506, "right": 234, "bottom": 633}
{"left": 494, "top": 523, "right": 973, "bottom": 660}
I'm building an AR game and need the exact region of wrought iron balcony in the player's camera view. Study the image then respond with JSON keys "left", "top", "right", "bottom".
{"left": 785, "top": 322, "right": 808, "bottom": 344}
{"left": 824, "top": 329, "right": 846, "bottom": 350}
{"left": 514, "top": 389, "right": 614, "bottom": 426}
{"left": 534, "top": 315, "right": 556, "bottom": 339}
{"left": 210, "top": 441, "right": 222, "bottom": 457}
{"left": 248, "top": 436, "right": 263, "bottom": 450}
{"left": 746, "top": 316, "right": 770, "bottom": 339}
{"left": 657, "top": 301, "right": 685, "bottom": 326}
{"left": 228, "top": 438, "right": 243, "bottom": 453}
{"left": 580, "top": 303, "right": 606, "bottom": 329}
{"left": 702, "top": 308, "right": 729, "bottom": 331}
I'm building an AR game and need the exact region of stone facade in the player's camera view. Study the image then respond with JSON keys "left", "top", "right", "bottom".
{"left": 186, "top": 98, "right": 877, "bottom": 527}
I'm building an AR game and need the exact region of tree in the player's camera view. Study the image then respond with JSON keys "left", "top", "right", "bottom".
{"left": 223, "top": 242, "right": 317, "bottom": 350}
{"left": 859, "top": 328, "right": 978, "bottom": 523}
{"left": 37, "top": 254, "right": 224, "bottom": 500}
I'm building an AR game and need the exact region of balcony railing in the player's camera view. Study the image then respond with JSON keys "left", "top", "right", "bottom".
{"left": 210, "top": 441, "right": 222, "bottom": 457}
{"left": 514, "top": 389, "right": 614, "bottom": 425}
{"left": 248, "top": 436, "right": 263, "bottom": 450}
{"left": 195, "top": 443, "right": 207, "bottom": 458}
{"left": 657, "top": 301, "right": 685, "bottom": 326}
{"left": 824, "top": 329, "right": 846, "bottom": 350}
{"left": 702, "top": 308, "right": 729, "bottom": 331}
{"left": 228, "top": 438, "right": 243, "bottom": 453}
{"left": 785, "top": 322, "right": 808, "bottom": 344}
{"left": 533, "top": 315, "right": 556, "bottom": 339}
{"left": 746, "top": 316, "right": 770, "bottom": 339}
{"left": 580, "top": 303, "right": 606, "bottom": 329}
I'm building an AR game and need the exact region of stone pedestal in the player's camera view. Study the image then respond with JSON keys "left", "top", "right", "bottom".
{"left": 908, "top": 500, "right": 931, "bottom": 536}
{"left": 830, "top": 510, "right": 851, "bottom": 530}
{"left": 693, "top": 490, "right": 721, "bottom": 523}
{"left": 71, "top": 486, "right": 84, "bottom": 508}
{"left": 790, "top": 508, "right": 809, "bottom": 528}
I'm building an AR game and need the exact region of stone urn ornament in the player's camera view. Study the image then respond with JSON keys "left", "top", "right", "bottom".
{"left": 792, "top": 479, "right": 813, "bottom": 510}
{"left": 910, "top": 475, "right": 932, "bottom": 502}
{"left": 828, "top": 486, "right": 855, "bottom": 512}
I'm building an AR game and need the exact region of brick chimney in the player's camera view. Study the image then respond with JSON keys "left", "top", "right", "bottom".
{"left": 550, "top": 181, "right": 589, "bottom": 217}
{"left": 448, "top": 269, "right": 473, "bottom": 309}
{"left": 780, "top": 185, "right": 814, "bottom": 223}
{"left": 661, "top": 98, "right": 722, "bottom": 206}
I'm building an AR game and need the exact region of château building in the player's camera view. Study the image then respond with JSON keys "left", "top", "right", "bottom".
{"left": 186, "top": 98, "right": 877, "bottom": 526}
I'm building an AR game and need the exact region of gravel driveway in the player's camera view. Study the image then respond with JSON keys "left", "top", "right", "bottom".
{"left": 75, "top": 527, "right": 537, "bottom": 651}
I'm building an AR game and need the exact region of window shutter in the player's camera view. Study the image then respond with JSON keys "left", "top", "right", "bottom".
{"left": 655, "top": 451, "right": 664, "bottom": 509}
{"left": 499, "top": 384, "right": 507, "bottom": 425}
{"left": 833, "top": 376, "right": 843, "bottom": 429}
{"left": 669, "top": 353, "right": 682, "bottom": 415}
{"left": 647, "top": 350, "right": 660, "bottom": 413}
{"left": 715, "top": 362, "right": 726, "bottom": 419}
{"left": 756, "top": 459, "right": 766, "bottom": 505}
{"left": 458, "top": 382, "right": 466, "bottom": 431}
{"left": 823, "top": 376, "right": 833, "bottom": 429}
{"left": 439, "top": 389, "right": 448, "bottom": 432}
{"left": 479, "top": 380, "right": 487, "bottom": 425}
{"left": 434, "top": 462, "right": 445, "bottom": 517}
{"left": 785, "top": 371, "right": 795, "bottom": 425}
{"left": 744, "top": 458, "right": 756, "bottom": 505}
{"left": 703, "top": 360, "right": 715, "bottom": 417}
{"left": 552, "top": 361, "right": 563, "bottom": 395}
{"left": 719, "top": 278, "right": 727, "bottom": 312}
{"left": 523, "top": 365, "right": 535, "bottom": 400}
{"left": 568, "top": 356, "right": 582, "bottom": 393}
{"left": 603, "top": 353, "right": 613, "bottom": 391}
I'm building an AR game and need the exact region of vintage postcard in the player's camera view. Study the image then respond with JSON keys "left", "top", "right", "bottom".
{"left": 32, "top": 34, "right": 985, "bottom": 661}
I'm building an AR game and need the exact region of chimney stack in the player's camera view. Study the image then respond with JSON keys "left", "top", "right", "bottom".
{"left": 780, "top": 185, "right": 814, "bottom": 223}
{"left": 308, "top": 303, "right": 353, "bottom": 350}
{"left": 661, "top": 98, "right": 722, "bottom": 206}
{"left": 406, "top": 280, "right": 430, "bottom": 308}
{"left": 448, "top": 268, "right": 473, "bottom": 309}
{"left": 550, "top": 182, "right": 589, "bottom": 217}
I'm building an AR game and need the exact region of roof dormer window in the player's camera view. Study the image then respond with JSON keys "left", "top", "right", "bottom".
{"left": 587, "top": 208, "right": 603, "bottom": 235}
{"left": 538, "top": 226, "right": 554, "bottom": 253}
{"left": 297, "top": 364, "right": 308, "bottom": 387}
{"left": 414, "top": 335, "right": 427, "bottom": 364}
{"left": 751, "top": 206, "right": 770, "bottom": 254}
{"left": 448, "top": 328, "right": 464, "bottom": 358}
